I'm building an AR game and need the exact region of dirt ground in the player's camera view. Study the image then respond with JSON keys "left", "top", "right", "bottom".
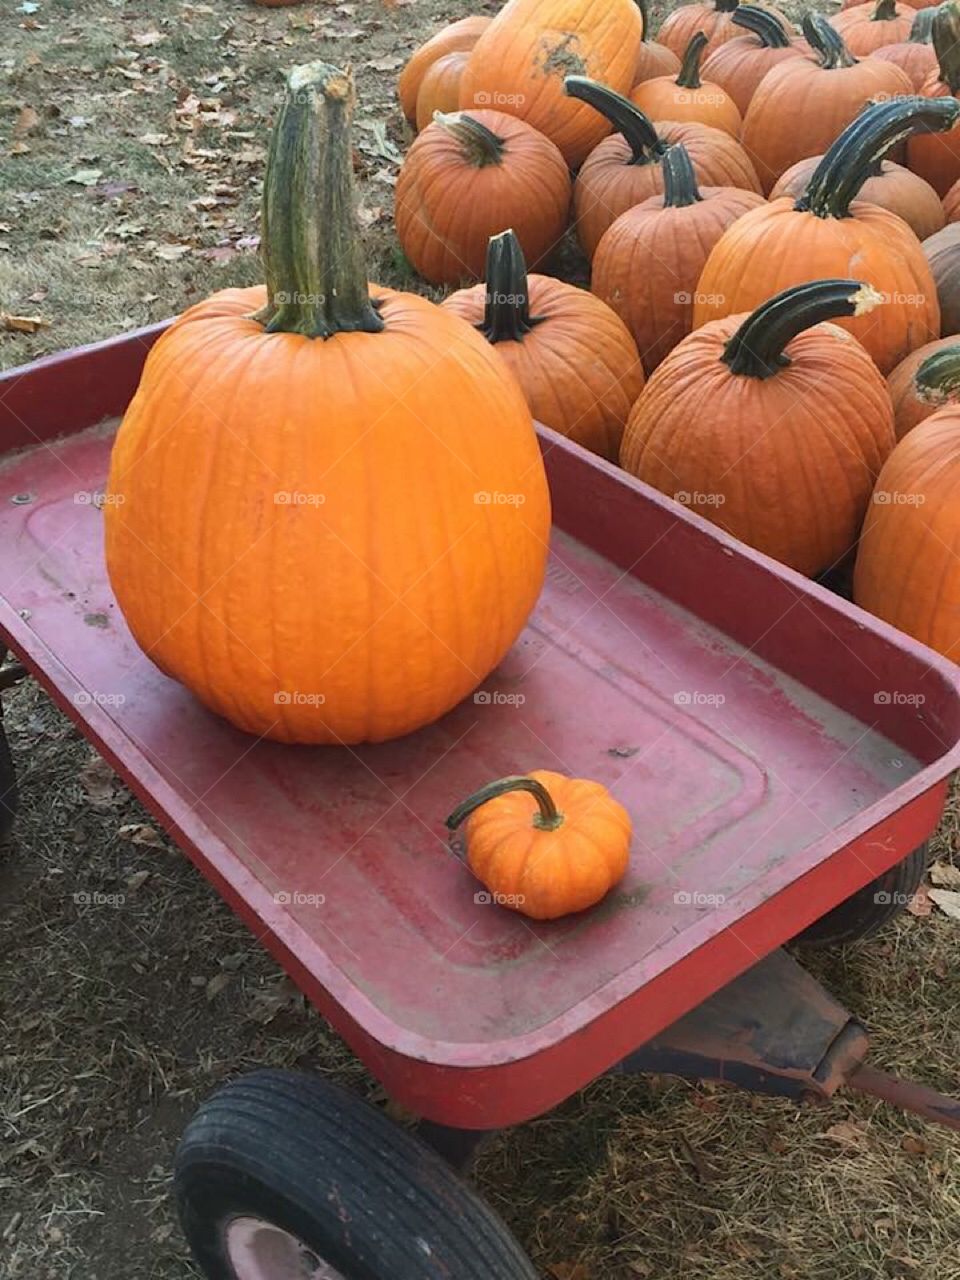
{"left": 2, "top": 2, "right": 960, "bottom": 1279}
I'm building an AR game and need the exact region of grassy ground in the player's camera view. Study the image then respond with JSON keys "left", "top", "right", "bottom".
{"left": 2, "top": 2, "right": 960, "bottom": 1279}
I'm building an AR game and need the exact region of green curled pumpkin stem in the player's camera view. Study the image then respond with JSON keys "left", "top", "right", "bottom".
{"left": 433, "top": 111, "right": 505, "bottom": 166}
{"left": 872, "top": 0, "right": 898, "bottom": 21}
{"left": 910, "top": 8, "right": 935, "bottom": 43}
{"left": 446, "top": 776, "right": 565, "bottom": 833}
{"left": 802, "top": 13, "right": 858, "bottom": 68}
{"left": 478, "top": 229, "right": 546, "bottom": 344}
{"left": 677, "top": 32, "right": 708, "bottom": 89}
{"left": 731, "top": 6, "right": 792, "bottom": 48}
{"left": 721, "top": 279, "right": 883, "bottom": 379}
{"left": 661, "top": 143, "right": 702, "bottom": 207}
{"left": 564, "top": 76, "right": 666, "bottom": 164}
{"left": 715, "top": 0, "right": 740, "bottom": 12}
{"left": 932, "top": 0, "right": 960, "bottom": 93}
{"left": 797, "top": 96, "right": 960, "bottom": 219}
{"left": 256, "top": 62, "right": 383, "bottom": 340}
{"left": 635, "top": 0, "right": 650, "bottom": 38}
{"left": 916, "top": 344, "right": 960, "bottom": 402}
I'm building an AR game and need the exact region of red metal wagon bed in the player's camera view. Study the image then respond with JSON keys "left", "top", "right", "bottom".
{"left": 2, "top": 325, "right": 959, "bottom": 1279}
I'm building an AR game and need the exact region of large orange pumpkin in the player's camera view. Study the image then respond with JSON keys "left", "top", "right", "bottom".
{"left": 442, "top": 229, "right": 645, "bottom": 461}
{"left": 872, "top": 8, "right": 938, "bottom": 90}
{"left": 695, "top": 97, "right": 956, "bottom": 373}
{"left": 395, "top": 109, "right": 571, "bottom": 286}
{"left": 831, "top": 0, "right": 914, "bottom": 55}
{"left": 769, "top": 154, "right": 945, "bottom": 241}
{"left": 657, "top": 0, "right": 792, "bottom": 62}
{"left": 887, "top": 337, "right": 960, "bottom": 438}
{"left": 907, "top": 2, "right": 960, "bottom": 196}
{"left": 630, "top": 32, "right": 743, "bottom": 135}
{"left": 458, "top": 0, "right": 644, "bottom": 169}
{"left": 104, "top": 63, "right": 551, "bottom": 745}
{"left": 592, "top": 143, "right": 766, "bottom": 372}
{"left": 854, "top": 407, "right": 960, "bottom": 658}
{"left": 741, "top": 15, "right": 913, "bottom": 193}
{"left": 700, "top": 5, "right": 806, "bottom": 116}
{"left": 621, "top": 279, "right": 896, "bottom": 576}
{"left": 398, "top": 16, "right": 492, "bottom": 125}
{"left": 565, "top": 77, "right": 761, "bottom": 257}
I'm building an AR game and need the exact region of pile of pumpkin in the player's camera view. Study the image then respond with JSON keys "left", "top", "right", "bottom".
{"left": 394, "top": 0, "right": 960, "bottom": 659}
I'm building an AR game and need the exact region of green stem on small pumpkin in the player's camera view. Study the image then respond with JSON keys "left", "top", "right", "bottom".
{"left": 446, "top": 776, "right": 566, "bottom": 833}
{"left": 721, "top": 279, "right": 883, "bottom": 379}
{"left": 797, "top": 96, "right": 960, "bottom": 219}
{"left": 477, "top": 230, "right": 546, "bottom": 344}
{"left": 715, "top": 0, "right": 740, "bottom": 12}
{"left": 872, "top": 0, "right": 898, "bottom": 21}
{"left": 676, "top": 32, "right": 708, "bottom": 89}
{"left": 802, "top": 13, "right": 858, "bottom": 68}
{"left": 635, "top": 0, "right": 651, "bottom": 38}
{"left": 661, "top": 143, "right": 702, "bottom": 207}
{"left": 433, "top": 111, "right": 505, "bottom": 166}
{"left": 933, "top": 0, "right": 960, "bottom": 93}
{"left": 256, "top": 62, "right": 383, "bottom": 339}
{"left": 564, "top": 77, "right": 666, "bottom": 164}
{"left": 915, "top": 344, "right": 960, "bottom": 403}
{"left": 910, "top": 8, "right": 935, "bottom": 42}
{"left": 731, "top": 6, "right": 792, "bottom": 48}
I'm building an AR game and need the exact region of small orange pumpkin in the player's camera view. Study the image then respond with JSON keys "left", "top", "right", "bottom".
{"left": 630, "top": 31, "right": 743, "bottom": 135}
{"left": 907, "top": 2, "right": 960, "bottom": 196}
{"left": 621, "top": 279, "right": 896, "bottom": 576}
{"left": 854, "top": 407, "right": 960, "bottom": 659}
{"left": 700, "top": 5, "right": 806, "bottom": 116}
{"left": 415, "top": 51, "right": 470, "bottom": 133}
{"left": 887, "top": 337, "right": 960, "bottom": 438}
{"left": 657, "top": 0, "right": 793, "bottom": 62}
{"left": 566, "top": 77, "right": 761, "bottom": 258}
{"left": 395, "top": 109, "right": 571, "bottom": 286}
{"left": 398, "top": 16, "right": 492, "bottom": 125}
{"left": 442, "top": 229, "right": 645, "bottom": 461}
{"left": 447, "top": 772, "right": 632, "bottom": 920}
{"left": 831, "top": 0, "right": 914, "bottom": 55}
{"left": 872, "top": 8, "right": 938, "bottom": 90}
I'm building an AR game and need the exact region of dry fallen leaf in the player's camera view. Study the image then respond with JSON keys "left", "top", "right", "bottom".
{"left": 66, "top": 168, "right": 103, "bottom": 186}
{"left": 901, "top": 1135, "right": 929, "bottom": 1157}
{"left": 78, "top": 756, "right": 120, "bottom": 809}
{"left": 125, "top": 869, "right": 150, "bottom": 892}
{"left": 205, "top": 972, "right": 231, "bottom": 1001}
{"left": 547, "top": 1264, "right": 589, "bottom": 1280}
{"left": 928, "top": 887, "right": 960, "bottom": 921}
{"left": 1, "top": 312, "right": 48, "bottom": 334}
{"left": 9, "top": 142, "right": 31, "bottom": 156}
{"left": 906, "top": 882, "right": 933, "bottom": 917}
{"left": 154, "top": 243, "right": 191, "bottom": 261}
{"left": 929, "top": 860, "right": 960, "bottom": 890}
{"left": 118, "top": 822, "right": 165, "bottom": 848}
{"left": 824, "top": 1120, "right": 867, "bottom": 1148}
{"left": 13, "top": 105, "right": 40, "bottom": 138}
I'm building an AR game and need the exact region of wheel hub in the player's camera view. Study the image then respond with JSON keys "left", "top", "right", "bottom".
{"left": 224, "top": 1216, "right": 348, "bottom": 1280}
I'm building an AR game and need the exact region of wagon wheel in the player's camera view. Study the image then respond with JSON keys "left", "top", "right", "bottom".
{"left": 175, "top": 1069, "right": 537, "bottom": 1280}
{"left": 794, "top": 844, "right": 929, "bottom": 946}
{"left": 0, "top": 649, "right": 21, "bottom": 842}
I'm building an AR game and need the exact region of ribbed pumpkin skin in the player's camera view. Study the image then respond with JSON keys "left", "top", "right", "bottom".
{"left": 741, "top": 56, "right": 913, "bottom": 193}
{"left": 872, "top": 40, "right": 938, "bottom": 90}
{"left": 398, "top": 16, "right": 491, "bottom": 123}
{"left": 854, "top": 409, "right": 960, "bottom": 658}
{"left": 620, "top": 316, "right": 895, "bottom": 575}
{"left": 830, "top": 2, "right": 913, "bottom": 54}
{"left": 574, "top": 120, "right": 761, "bottom": 257}
{"left": 700, "top": 34, "right": 805, "bottom": 116}
{"left": 907, "top": 75, "right": 960, "bottom": 196}
{"left": 923, "top": 222, "right": 960, "bottom": 335}
{"left": 458, "top": 0, "right": 644, "bottom": 169}
{"left": 629, "top": 74, "right": 742, "bottom": 136}
{"left": 887, "top": 336, "right": 960, "bottom": 438}
{"left": 633, "top": 39, "right": 682, "bottom": 85}
{"left": 769, "top": 156, "right": 946, "bottom": 241}
{"left": 657, "top": 1, "right": 792, "bottom": 60}
{"left": 395, "top": 110, "right": 571, "bottom": 286}
{"left": 415, "top": 52, "right": 469, "bottom": 132}
{"left": 592, "top": 185, "right": 767, "bottom": 372}
{"left": 694, "top": 199, "right": 941, "bottom": 372}
{"left": 104, "top": 286, "right": 551, "bottom": 745}
{"left": 442, "top": 275, "right": 645, "bottom": 460}
{"left": 945, "top": 177, "right": 960, "bottom": 221}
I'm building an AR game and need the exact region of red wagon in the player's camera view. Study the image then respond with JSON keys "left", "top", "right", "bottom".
{"left": 1, "top": 325, "right": 959, "bottom": 1280}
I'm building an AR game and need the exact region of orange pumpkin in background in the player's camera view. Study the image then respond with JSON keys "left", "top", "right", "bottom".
{"left": 945, "top": 176, "right": 960, "bottom": 220}
{"left": 696, "top": 97, "right": 955, "bottom": 373}
{"left": 105, "top": 63, "right": 551, "bottom": 745}
{"left": 565, "top": 77, "right": 761, "bottom": 257}
{"left": 831, "top": 0, "right": 914, "bottom": 55}
{"left": 398, "top": 16, "right": 492, "bottom": 124}
{"left": 443, "top": 229, "right": 645, "bottom": 461}
{"left": 415, "top": 52, "right": 470, "bottom": 132}
{"left": 458, "top": 0, "right": 644, "bottom": 168}
{"left": 907, "top": 1, "right": 960, "bottom": 196}
{"left": 657, "top": 0, "right": 792, "bottom": 61}
{"left": 630, "top": 32, "right": 743, "bottom": 136}
{"left": 887, "top": 337, "right": 960, "bottom": 438}
{"left": 923, "top": 222, "right": 960, "bottom": 335}
{"left": 701, "top": 5, "right": 806, "bottom": 116}
{"left": 633, "top": 0, "right": 683, "bottom": 84}
{"left": 395, "top": 108, "right": 571, "bottom": 286}
{"left": 872, "top": 8, "right": 938, "bottom": 90}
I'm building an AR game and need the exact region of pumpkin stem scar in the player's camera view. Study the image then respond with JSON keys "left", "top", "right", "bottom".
{"left": 255, "top": 61, "right": 384, "bottom": 340}
{"left": 916, "top": 344, "right": 960, "bottom": 403}
{"left": 433, "top": 111, "right": 506, "bottom": 167}
{"left": 564, "top": 77, "right": 667, "bottom": 165}
{"left": 446, "top": 776, "right": 566, "bottom": 833}
{"left": 721, "top": 279, "right": 878, "bottom": 379}
{"left": 478, "top": 229, "right": 547, "bottom": 343}
{"left": 540, "top": 32, "right": 587, "bottom": 79}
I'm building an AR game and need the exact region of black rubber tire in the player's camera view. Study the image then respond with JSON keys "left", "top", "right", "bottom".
{"left": 794, "top": 844, "right": 928, "bottom": 946}
{"left": 175, "top": 1069, "right": 537, "bottom": 1280}
{"left": 0, "top": 705, "right": 18, "bottom": 842}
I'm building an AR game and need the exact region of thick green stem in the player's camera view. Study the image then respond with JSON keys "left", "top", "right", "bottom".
{"left": 257, "top": 62, "right": 382, "bottom": 339}
{"left": 677, "top": 32, "right": 708, "bottom": 89}
{"left": 433, "top": 111, "right": 505, "bottom": 166}
{"left": 802, "top": 13, "right": 858, "bottom": 68}
{"left": 661, "top": 144, "right": 702, "bottom": 206}
{"left": 564, "top": 76, "right": 665, "bottom": 164}
{"left": 910, "top": 8, "right": 935, "bottom": 42}
{"left": 872, "top": 0, "right": 898, "bottom": 20}
{"left": 635, "top": 0, "right": 650, "bottom": 38}
{"left": 721, "top": 280, "right": 883, "bottom": 379}
{"left": 797, "top": 96, "right": 960, "bottom": 219}
{"left": 477, "top": 230, "right": 545, "bottom": 344}
{"left": 916, "top": 345, "right": 960, "bottom": 403}
{"left": 933, "top": 1, "right": 960, "bottom": 93}
{"left": 716, "top": 0, "right": 740, "bottom": 12}
{"left": 446, "top": 776, "right": 565, "bottom": 833}
{"left": 731, "top": 6, "right": 791, "bottom": 48}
